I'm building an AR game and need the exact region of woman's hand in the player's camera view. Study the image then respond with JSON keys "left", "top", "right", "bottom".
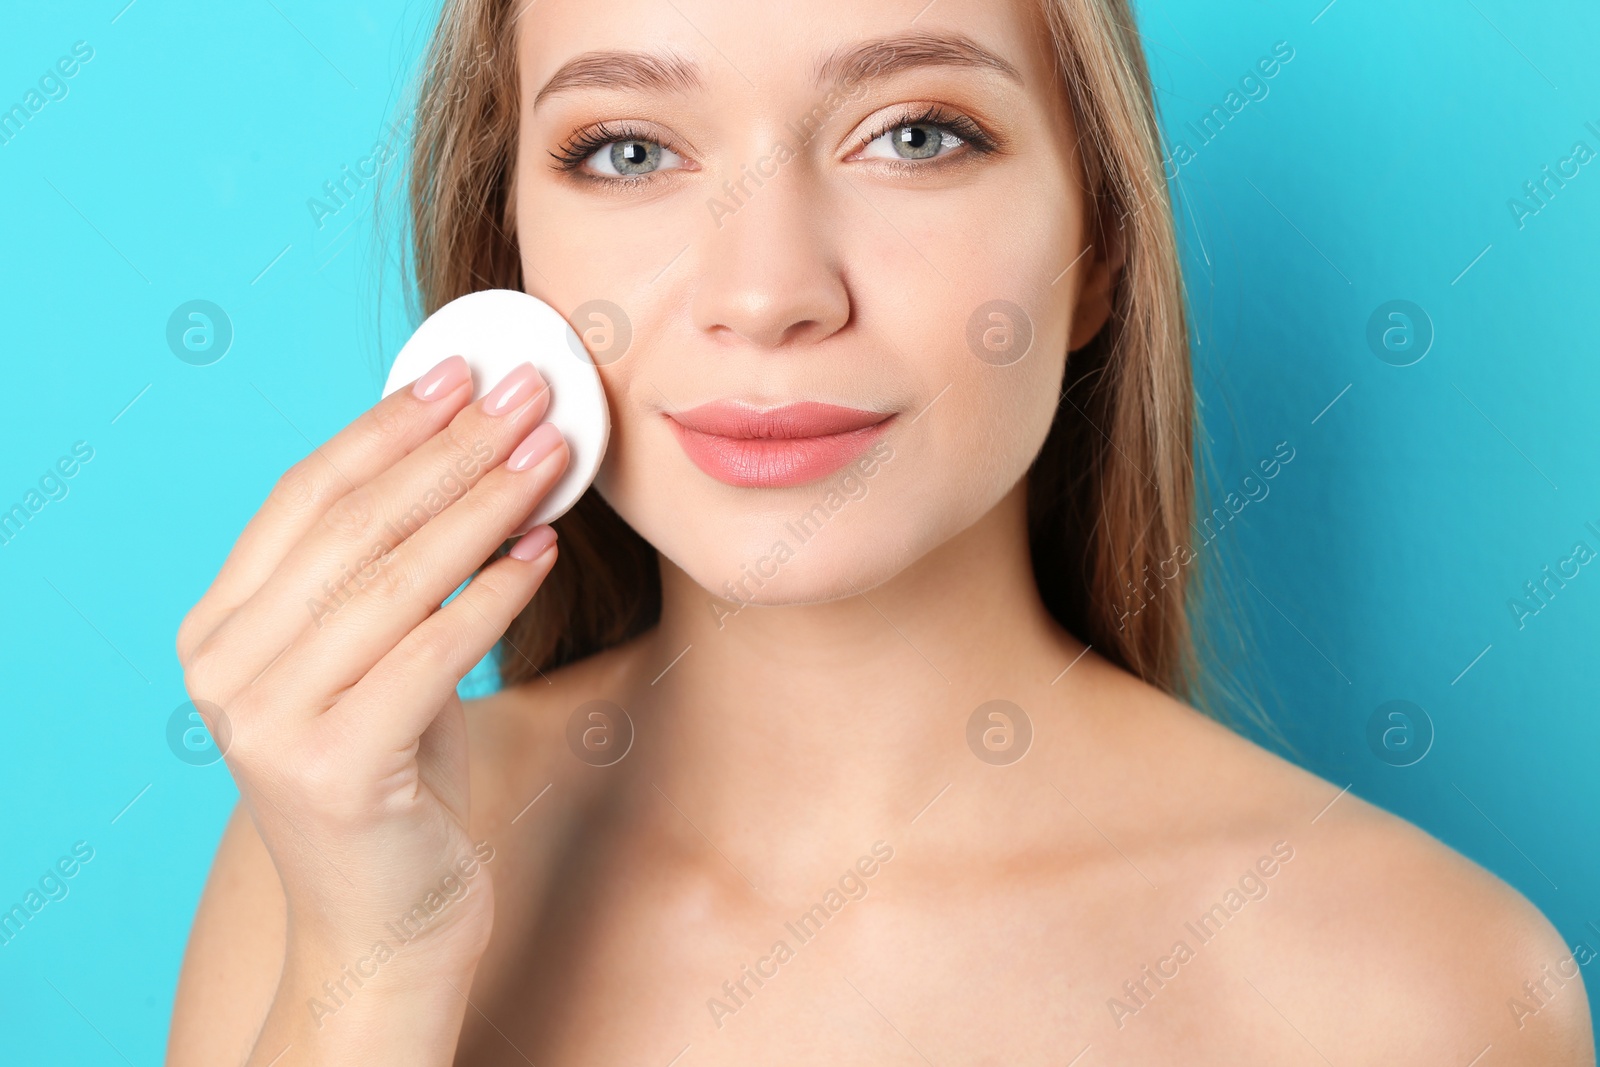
{"left": 174, "top": 356, "right": 568, "bottom": 1063}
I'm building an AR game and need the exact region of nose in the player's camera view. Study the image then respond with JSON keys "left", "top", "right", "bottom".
{"left": 690, "top": 165, "right": 851, "bottom": 350}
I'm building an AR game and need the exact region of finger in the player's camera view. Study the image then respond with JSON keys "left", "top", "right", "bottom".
{"left": 249, "top": 428, "right": 570, "bottom": 726}
{"left": 340, "top": 528, "right": 559, "bottom": 752}
{"left": 188, "top": 364, "right": 551, "bottom": 704}
{"left": 178, "top": 356, "right": 473, "bottom": 663}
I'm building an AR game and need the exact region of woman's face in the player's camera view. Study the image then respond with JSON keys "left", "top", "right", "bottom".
{"left": 514, "top": 0, "right": 1111, "bottom": 607}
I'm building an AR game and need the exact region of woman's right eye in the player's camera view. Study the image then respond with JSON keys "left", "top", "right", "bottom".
{"left": 583, "top": 138, "right": 686, "bottom": 178}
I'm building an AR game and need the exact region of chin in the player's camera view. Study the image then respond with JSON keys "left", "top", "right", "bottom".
{"left": 617, "top": 487, "right": 913, "bottom": 603}
{"left": 600, "top": 458, "right": 1007, "bottom": 620}
{"left": 706, "top": 517, "right": 922, "bottom": 610}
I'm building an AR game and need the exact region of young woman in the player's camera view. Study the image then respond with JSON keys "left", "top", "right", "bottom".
{"left": 167, "top": 0, "right": 1595, "bottom": 1062}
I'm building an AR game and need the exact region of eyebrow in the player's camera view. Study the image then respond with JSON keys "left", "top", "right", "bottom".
{"left": 532, "top": 31, "right": 1021, "bottom": 109}
{"left": 533, "top": 49, "right": 702, "bottom": 109}
{"left": 814, "top": 31, "right": 1023, "bottom": 89}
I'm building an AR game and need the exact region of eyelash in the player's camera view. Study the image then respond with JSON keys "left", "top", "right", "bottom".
{"left": 856, "top": 103, "right": 999, "bottom": 160}
{"left": 549, "top": 121, "right": 663, "bottom": 177}
{"left": 547, "top": 103, "right": 998, "bottom": 181}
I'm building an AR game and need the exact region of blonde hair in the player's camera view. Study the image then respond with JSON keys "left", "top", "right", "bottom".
{"left": 391, "top": 0, "right": 1264, "bottom": 731}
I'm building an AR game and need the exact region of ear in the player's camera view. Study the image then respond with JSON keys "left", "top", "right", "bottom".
{"left": 1066, "top": 200, "right": 1127, "bottom": 352}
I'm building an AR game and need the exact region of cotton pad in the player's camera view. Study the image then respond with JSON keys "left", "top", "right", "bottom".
{"left": 381, "top": 289, "right": 611, "bottom": 535}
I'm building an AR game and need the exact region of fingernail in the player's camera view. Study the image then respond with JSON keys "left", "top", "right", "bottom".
{"left": 412, "top": 355, "right": 470, "bottom": 401}
{"left": 509, "top": 524, "right": 557, "bottom": 562}
{"left": 482, "top": 362, "right": 544, "bottom": 416}
{"left": 507, "top": 422, "right": 565, "bottom": 472}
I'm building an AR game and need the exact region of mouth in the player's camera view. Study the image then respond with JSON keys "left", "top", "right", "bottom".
{"left": 665, "top": 400, "right": 895, "bottom": 489}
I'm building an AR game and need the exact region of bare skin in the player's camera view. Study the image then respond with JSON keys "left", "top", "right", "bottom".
{"left": 167, "top": 0, "right": 1594, "bottom": 1063}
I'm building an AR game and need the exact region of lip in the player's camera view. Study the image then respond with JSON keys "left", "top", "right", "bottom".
{"left": 666, "top": 400, "right": 894, "bottom": 488}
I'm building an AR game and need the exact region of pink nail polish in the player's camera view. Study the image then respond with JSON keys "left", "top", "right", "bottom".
{"left": 507, "top": 422, "right": 565, "bottom": 472}
{"left": 412, "top": 355, "right": 470, "bottom": 401}
{"left": 482, "top": 362, "right": 544, "bottom": 416}
{"left": 509, "top": 524, "right": 557, "bottom": 562}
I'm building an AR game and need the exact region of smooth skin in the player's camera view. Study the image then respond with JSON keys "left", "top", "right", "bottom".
{"left": 168, "top": 0, "right": 1595, "bottom": 1063}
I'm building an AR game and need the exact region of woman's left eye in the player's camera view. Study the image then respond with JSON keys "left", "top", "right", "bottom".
{"left": 860, "top": 122, "right": 965, "bottom": 161}
{"left": 586, "top": 138, "right": 685, "bottom": 177}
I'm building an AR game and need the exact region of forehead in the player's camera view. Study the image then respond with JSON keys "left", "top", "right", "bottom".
{"left": 514, "top": 0, "right": 1055, "bottom": 104}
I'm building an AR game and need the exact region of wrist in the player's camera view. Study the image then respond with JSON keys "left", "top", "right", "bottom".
{"left": 285, "top": 924, "right": 487, "bottom": 1006}
{"left": 283, "top": 868, "right": 497, "bottom": 982}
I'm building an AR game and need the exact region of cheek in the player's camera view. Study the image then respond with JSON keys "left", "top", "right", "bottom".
{"left": 907, "top": 191, "right": 1078, "bottom": 500}
{"left": 518, "top": 177, "right": 701, "bottom": 310}
{"left": 874, "top": 172, "right": 1082, "bottom": 455}
{"left": 590, "top": 361, "right": 639, "bottom": 498}
{"left": 915, "top": 335, "right": 1066, "bottom": 534}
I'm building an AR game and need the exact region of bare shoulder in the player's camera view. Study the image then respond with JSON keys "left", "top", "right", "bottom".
{"left": 1073, "top": 657, "right": 1595, "bottom": 1064}
{"left": 1260, "top": 774, "right": 1593, "bottom": 1063}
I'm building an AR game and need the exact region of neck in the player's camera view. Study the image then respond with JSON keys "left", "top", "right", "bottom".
{"left": 620, "top": 480, "right": 1080, "bottom": 881}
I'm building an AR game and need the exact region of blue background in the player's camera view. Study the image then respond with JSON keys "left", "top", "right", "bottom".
{"left": 1, "top": 0, "right": 1595, "bottom": 1059}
